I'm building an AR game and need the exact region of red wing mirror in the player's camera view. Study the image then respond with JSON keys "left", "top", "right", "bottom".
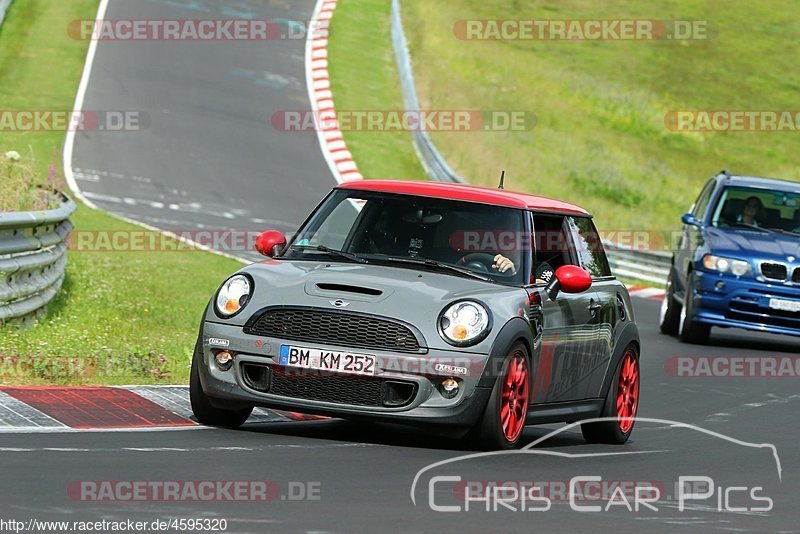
{"left": 254, "top": 230, "right": 287, "bottom": 257}
{"left": 546, "top": 265, "right": 592, "bottom": 300}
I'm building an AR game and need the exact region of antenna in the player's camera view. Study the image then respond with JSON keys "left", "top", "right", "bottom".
{"left": 498, "top": 170, "right": 505, "bottom": 190}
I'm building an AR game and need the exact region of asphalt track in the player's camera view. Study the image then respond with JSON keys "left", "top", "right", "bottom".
{"left": 70, "top": 0, "right": 330, "bottom": 262}
{"left": 10, "top": 0, "right": 800, "bottom": 532}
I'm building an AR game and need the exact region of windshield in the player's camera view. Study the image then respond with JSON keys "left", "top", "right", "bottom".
{"left": 710, "top": 186, "right": 800, "bottom": 233}
{"left": 281, "top": 190, "right": 528, "bottom": 286}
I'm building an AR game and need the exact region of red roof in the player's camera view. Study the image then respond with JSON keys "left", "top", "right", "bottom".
{"left": 336, "top": 180, "right": 589, "bottom": 215}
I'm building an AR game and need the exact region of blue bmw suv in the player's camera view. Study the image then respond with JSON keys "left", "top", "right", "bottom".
{"left": 661, "top": 170, "right": 800, "bottom": 344}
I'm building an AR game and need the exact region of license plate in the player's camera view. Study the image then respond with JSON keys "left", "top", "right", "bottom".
{"left": 769, "top": 298, "right": 800, "bottom": 313}
{"left": 279, "top": 344, "right": 377, "bottom": 376}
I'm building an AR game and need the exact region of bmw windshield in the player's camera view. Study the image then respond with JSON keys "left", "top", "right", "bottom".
{"left": 710, "top": 186, "right": 800, "bottom": 235}
{"left": 281, "top": 189, "right": 529, "bottom": 286}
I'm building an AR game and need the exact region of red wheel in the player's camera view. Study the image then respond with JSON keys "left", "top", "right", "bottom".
{"left": 469, "top": 343, "right": 530, "bottom": 450}
{"left": 500, "top": 352, "right": 530, "bottom": 442}
{"left": 582, "top": 345, "right": 640, "bottom": 444}
{"left": 616, "top": 350, "right": 639, "bottom": 434}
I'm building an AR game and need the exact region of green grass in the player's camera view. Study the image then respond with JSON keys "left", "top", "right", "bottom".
{"left": 0, "top": 0, "right": 243, "bottom": 384}
{"left": 329, "top": 0, "right": 800, "bottom": 232}
{"left": 0, "top": 151, "right": 64, "bottom": 211}
{"left": 0, "top": 0, "right": 97, "bottom": 175}
{"left": 327, "top": 0, "right": 427, "bottom": 180}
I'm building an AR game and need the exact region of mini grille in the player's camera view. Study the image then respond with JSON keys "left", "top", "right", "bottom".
{"left": 761, "top": 263, "right": 787, "bottom": 281}
{"left": 244, "top": 308, "right": 421, "bottom": 352}
{"left": 794, "top": 268, "right": 800, "bottom": 284}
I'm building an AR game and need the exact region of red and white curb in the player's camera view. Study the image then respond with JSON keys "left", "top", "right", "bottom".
{"left": 306, "top": 0, "right": 363, "bottom": 184}
{"left": 0, "top": 386, "right": 324, "bottom": 432}
{"left": 627, "top": 285, "right": 666, "bottom": 301}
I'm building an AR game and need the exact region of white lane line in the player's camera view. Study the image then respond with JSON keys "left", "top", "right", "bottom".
{"left": 80, "top": 192, "right": 300, "bottom": 231}
{"left": 81, "top": 191, "right": 124, "bottom": 204}
{"left": 73, "top": 171, "right": 100, "bottom": 182}
{"left": 63, "top": 0, "right": 110, "bottom": 210}
{"left": 0, "top": 443, "right": 376, "bottom": 452}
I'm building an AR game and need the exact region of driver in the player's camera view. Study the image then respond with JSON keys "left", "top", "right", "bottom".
{"left": 492, "top": 254, "right": 516, "bottom": 274}
{"left": 737, "top": 196, "right": 763, "bottom": 227}
{"left": 493, "top": 254, "right": 554, "bottom": 285}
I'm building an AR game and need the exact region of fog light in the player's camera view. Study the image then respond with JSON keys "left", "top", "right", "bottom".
{"left": 215, "top": 351, "right": 234, "bottom": 371}
{"left": 440, "top": 378, "right": 460, "bottom": 399}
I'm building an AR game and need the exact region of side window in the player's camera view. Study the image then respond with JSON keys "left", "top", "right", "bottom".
{"left": 532, "top": 214, "right": 571, "bottom": 284}
{"left": 692, "top": 179, "right": 716, "bottom": 218}
{"left": 566, "top": 217, "right": 612, "bottom": 278}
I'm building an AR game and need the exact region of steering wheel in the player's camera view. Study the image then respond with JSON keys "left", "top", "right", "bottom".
{"left": 460, "top": 252, "right": 515, "bottom": 276}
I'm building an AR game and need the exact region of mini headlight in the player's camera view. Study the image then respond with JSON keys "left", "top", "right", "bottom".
{"left": 215, "top": 274, "right": 252, "bottom": 318}
{"left": 439, "top": 301, "right": 490, "bottom": 346}
{"left": 703, "top": 255, "right": 751, "bottom": 276}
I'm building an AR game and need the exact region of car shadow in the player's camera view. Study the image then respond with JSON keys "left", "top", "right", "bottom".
{"left": 237, "top": 418, "right": 590, "bottom": 451}
{"left": 708, "top": 330, "right": 800, "bottom": 353}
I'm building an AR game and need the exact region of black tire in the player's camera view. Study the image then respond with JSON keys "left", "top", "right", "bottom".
{"left": 678, "top": 281, "right": 711, "bottom": 344}
{"left": 582, "top": 345, "right": 640, "bottom": 445}
{"left": 468, "top": 343, "right": 530, "bottom": 450}
{"left": 659, "top": 269, "right": 681, "bottom": 336}
{"left": 190, "top": 343, "right": 252, "bottom": 428}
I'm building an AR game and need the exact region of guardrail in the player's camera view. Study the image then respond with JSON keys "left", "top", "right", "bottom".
{"left": 0, "top": 0, "right": 13, "bottom": 30}
{"left": 391, "top": 0, "right": 462, "bottom": 183}
{"left": 0, "top": 194, "right": 76, "bottom": 324}
{"left": 391, "top": 0, "right": 669, "bottom": 287}
{"left": 604, "top": 242, "right": 671, "bottom": 287}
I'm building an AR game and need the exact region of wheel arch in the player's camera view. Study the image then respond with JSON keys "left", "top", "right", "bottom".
{"left": 477, "top": 317, "right": 535, "bottom": 388}
{"left": 598, "top": 321, "right": 640, "bottom": 401}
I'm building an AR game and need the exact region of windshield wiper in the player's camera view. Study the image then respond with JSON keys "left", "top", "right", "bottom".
{"left": 727, "top": 222, "right": 771, "bottom": 232}
{"left": 371, "top": 256, "right": 493, "bottom": 282}
{"left": 768, "top": 227, "right": 800, "bottom": 238}
{"left": 290, "top": 245, "right": 368, "bottom": 264}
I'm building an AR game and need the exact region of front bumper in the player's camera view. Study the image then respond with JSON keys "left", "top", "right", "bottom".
{"left": 691, "top": 270, "right": 800, "bottom": 337}
{"left": 197, "top": 322, "right": 493, "bottom": 434}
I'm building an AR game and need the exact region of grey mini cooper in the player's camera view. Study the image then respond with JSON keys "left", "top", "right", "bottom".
{"left": 191, "top": 180, "right": 641, "bottom": 449}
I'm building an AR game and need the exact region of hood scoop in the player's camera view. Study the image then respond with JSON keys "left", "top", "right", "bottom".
{"left": 315, "top": 283, "right": 383, "bottom": 296}
{"left": 304, "top": 281, "right": 392, "bottom": 302}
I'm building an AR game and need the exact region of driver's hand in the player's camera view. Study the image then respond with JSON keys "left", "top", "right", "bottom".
{"left": 493, "top": 254, "right": 516, "bottom": 274}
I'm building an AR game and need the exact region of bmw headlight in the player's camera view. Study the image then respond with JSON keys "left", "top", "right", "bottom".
{"left": 215, "top": 274, "right": 253, "bottom": 318}
{"left": 703, "top": 255, "right": 752, "bottom": 276}
{"left": 439, "top": 301, "right": 491, "bottom": 346}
